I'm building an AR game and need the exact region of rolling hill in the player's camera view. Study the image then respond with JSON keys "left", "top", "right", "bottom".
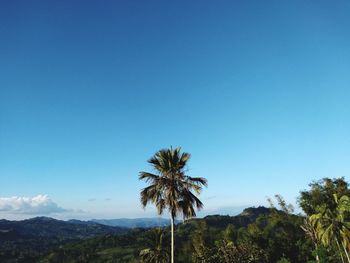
{"left": 0, "top": 217, "right": 127, "bottom": 262}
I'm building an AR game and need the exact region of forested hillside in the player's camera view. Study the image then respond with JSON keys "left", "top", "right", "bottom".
{"left": 0, "top": 217, "right": 127, "bottom": 262}
{"left": 38, "top": 206, "right": 309, "bottom": 263}
{"left": 0, "top": 177, "right": 349, "bottom": 263}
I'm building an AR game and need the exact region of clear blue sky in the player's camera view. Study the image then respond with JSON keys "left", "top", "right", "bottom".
{"left": 0, "top": 0, "right": 349, "bottom": 219}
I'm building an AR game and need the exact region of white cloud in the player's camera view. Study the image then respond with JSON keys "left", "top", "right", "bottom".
{"left": 0, "top": 195, "right": 68, "bottom": 215}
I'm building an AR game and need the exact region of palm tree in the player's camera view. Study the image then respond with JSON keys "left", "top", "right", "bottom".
{"left": 300, "top": 217, "right": 320, "bottom": 262}
{"left": 310, "top": 194, "right": 350, "bottom": 263}
{"left": 139, "top": 147, "right": 207, "bottom": 263}
{"left": 140, "top": 228, "right": 169, "bottom": 263}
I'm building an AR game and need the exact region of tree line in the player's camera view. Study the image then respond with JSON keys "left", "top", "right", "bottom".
{"left": 139, "top": 147, "right": 350, "bottom": 263}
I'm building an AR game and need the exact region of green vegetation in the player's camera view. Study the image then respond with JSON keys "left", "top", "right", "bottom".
{"left": 0, "top": 143, "right": 349, "bottom": 263}
{"left": 36, "top": 205, "right": 310, "bottom": 262}
{"left": 139, "top": 228, "right": 169, "bottom": 263}
{"left": 0, "top": 217, "right": 127, "bottom": 262}
{"left": 300, "top": 178, "right": 350, "bottom": 263}
{"left": 36, "top": 177, "right": 349, "bottom": 263}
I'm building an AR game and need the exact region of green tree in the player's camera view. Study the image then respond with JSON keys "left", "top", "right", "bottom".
{"left": 301, "top": 217, "right": 322, "bottom": 262}
{"left": 277, "top": 258, "right": 291, "bottom": 263}
{"left": 193, "top": 240, "right": 268, "bottom": 263}
{"left": 310, "top": 194, "right": 350, "bottom": 263}
{"left": 223, "top": 224, "right": 237, "bottom": 243}
{"left": 139, "top": 228, "right": 169, "bottom": 263}
{"left": 139, "top": 147, "right": 207, "bottom": 263}
{"left": 299, "top": 178, "right": 350, "bottom": 216}
{"left": 219, "top": 240, "right": 268, "bottom": 263}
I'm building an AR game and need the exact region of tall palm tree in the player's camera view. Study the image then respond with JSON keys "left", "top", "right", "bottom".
{"left": 310, "top": 194, "right": 350, "bottom": 263}
{"left": 139, "top": 147, "right": 207, "bottom": 263}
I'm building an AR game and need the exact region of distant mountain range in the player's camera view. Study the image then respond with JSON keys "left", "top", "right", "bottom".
{"left": 67, "top": 217, "right": 179, "bottom": 228}
{"left": 90, "top": 217, "right": 176, "bottom": 228}
{"left": 0, "top": 216, "right": 126, "bottom": 240}
{"left": 0, "top": 216, "right": 127, "bottom": 262}
{"left": 39, "top": 207, "right": 304, "bottom": 263}
{"left": 0, "top": 207, "right": 274, "bottom": 262}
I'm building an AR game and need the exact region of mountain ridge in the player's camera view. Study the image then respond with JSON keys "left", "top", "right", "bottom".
{"left": 0, "top": 206, "right": 286, "bottom": 262}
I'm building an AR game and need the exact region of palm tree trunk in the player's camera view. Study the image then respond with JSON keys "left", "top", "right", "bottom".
{"left": 336, "top": 238, "right": 345, "bottom": 263}
{"left": 314, "top": 243, "right": 320, "bottom": 263}
{"left": 171, "top": 216, "right": 174, "bottom": 263}
{"left": 341, "top": 241, "right": 350, "bottom": 263}
{"left": 315, "top": 254, "right": 320, "bottom": 263}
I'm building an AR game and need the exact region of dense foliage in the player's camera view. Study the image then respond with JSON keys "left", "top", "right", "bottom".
{"left": 299, "top": 178, "right": 350, "bottom": 262}
{"left": 37, "top": 206, "right": 312, "bottom": 263}
{"left": 1, "top": 177, "right": 349, "bottom": 262}
{"left": 0, "top": 217, "right": 127, "bottom": 262}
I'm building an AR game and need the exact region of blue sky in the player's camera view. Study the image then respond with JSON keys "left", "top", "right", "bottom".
{"left": 0, "top": 0, "right": 349, "bottom": 219}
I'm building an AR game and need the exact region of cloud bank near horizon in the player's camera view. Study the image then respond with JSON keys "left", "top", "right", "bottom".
{"left": 0, "top": 195, "right": 69, "bottom": 215}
